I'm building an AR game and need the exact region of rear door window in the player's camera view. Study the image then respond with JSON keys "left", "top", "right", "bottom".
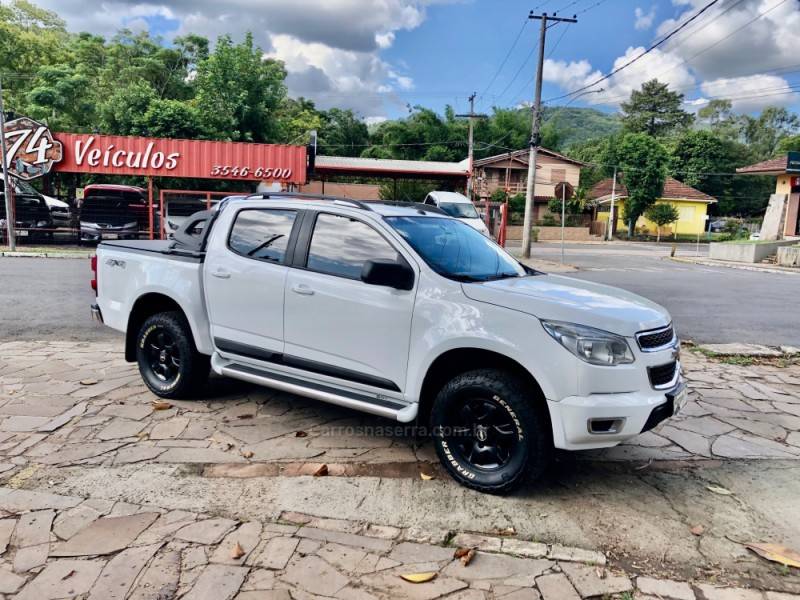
{"left": 228, "top": 209, "right": 297, "bottom": 264}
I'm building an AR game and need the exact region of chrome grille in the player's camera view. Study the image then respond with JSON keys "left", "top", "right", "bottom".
{"left": 636, "top": 325, "right": 675, "bottom": 351}
{"left": 648, "top": 361, "right": 678, "bottom": 389}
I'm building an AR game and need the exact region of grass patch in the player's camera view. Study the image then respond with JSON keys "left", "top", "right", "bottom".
{"left": 690, "top": 347, "right": 799, "bottom": 368}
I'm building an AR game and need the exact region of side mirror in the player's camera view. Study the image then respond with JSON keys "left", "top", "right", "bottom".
{"left": 361, "top": 259, "right": 414, "bottom": 291}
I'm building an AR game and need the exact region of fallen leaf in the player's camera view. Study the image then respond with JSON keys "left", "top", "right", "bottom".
{"left": 460, "top": 548, "right": 476, "bottom": 566}
{"left": 706, "top": 485, "right": 733, "bottom": 496}
{"left": 151, "top": 401, "right": 173, "bottom": 411}
{"left": 400, "top": 572, "right": 437, "bottom": 583}
{"left": 492, "top": 526, "right": 516, "bottom": 537}
{"left": 313, "top": 464, "right": 328, "bottom": 477}
{"left": 745, "top": 543, "right": 800, "bottom": 568}
{"left": 61, "top": 569, "right": 76, "bottom": 580}
{"left": 79, "top": 379, "right": 98, "bottom": 386}
{"left": 690, "top": 525, "right": 705, "bottom": 536}
{"left": 230, "top": 541, "right": 245, "bottom": 559}
{"left": 420, "top": 472, "right": 435, "bottom": 481}
{"left": 453, "top": 547, "right": 470, "bottom": 559}
{"left": 241, "top": 450, "right": 254, "bottom": 459}
{"left": 236, "top": 414, "right": 254, "bottom": 420}
{"left": 295, "top": 431, "right": 308, "bottom": 438}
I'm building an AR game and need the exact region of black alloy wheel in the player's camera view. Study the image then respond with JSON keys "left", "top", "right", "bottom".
{"left": 430, "top": 368, "right": 551, "bottom": 494}
{"left": 136, "top": 311, "right": 209, "bottom": 399}
{"left": 145, "top": 328, "right": 181, "bottom": 385}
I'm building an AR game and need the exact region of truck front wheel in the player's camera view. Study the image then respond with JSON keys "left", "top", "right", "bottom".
{"left": 135, "top": 311, "right": 209, "bottom": 399}
{"left": 430, "top": 368, "right": 551, "bottom": 494}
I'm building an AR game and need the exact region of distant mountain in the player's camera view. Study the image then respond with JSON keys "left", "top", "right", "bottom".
{"left": 542, "top": 106, "right": 621, "bottom": 148}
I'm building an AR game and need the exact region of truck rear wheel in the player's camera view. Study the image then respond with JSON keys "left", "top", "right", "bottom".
{"left": 135, "top": 311, "right": 209, "bottom": 399}
{"left": 430, "top": 368, "right": 551, "bottom": 494}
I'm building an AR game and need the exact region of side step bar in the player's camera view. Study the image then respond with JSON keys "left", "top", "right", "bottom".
{"left": 213, "top": 354, "right": 418, "bottom": 423}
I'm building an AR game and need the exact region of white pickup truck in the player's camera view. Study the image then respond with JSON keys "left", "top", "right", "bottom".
{"left": 91, "top": 193, "right": 684, "bottom": 493}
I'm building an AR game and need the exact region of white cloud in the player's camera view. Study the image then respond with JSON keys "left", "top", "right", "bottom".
{"left": 634, "top": 6, "right": 656, "bottom": 30}
{"left": 699, "top": 74, "right": 800, "bottom": 112}
{"left": 30, "top": 0, "right": 454, "bottom": 118}
{"left": 543, "top": 46, "right": 695, "bottom": 107}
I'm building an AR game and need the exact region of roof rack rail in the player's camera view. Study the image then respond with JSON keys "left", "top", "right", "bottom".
{"left": 368, "top": 201, "right": 448, "bottom": 215}
{"left": 248, "top": 191, "right": 374, "bottom": 211}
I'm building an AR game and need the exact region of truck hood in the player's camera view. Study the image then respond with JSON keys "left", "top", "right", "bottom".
{"left": 461, "top": 274, "right": 670, "bottom": 337}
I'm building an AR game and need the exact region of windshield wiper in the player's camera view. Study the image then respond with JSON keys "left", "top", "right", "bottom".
{"left": 482, "top": 271, "right": 522, "bottom": 282}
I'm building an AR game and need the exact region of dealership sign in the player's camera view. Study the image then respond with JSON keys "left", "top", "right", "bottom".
{"left": 788, "top": 151, "right": 800, "bottom": 175}
{"left": 2, "top": 117, "right": 63, "bottom": 181}
{"left": 53, "top": 133, "right": 307, "bottom": 182}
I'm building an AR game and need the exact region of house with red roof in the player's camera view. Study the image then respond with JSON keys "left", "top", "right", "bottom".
{"left": 589, "top": 176, "right": 717, "bottom": 236}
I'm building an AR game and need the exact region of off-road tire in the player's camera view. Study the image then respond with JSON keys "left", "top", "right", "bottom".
{"left": 135, "top": 311, "right": 209, "bottom": 399}
{"left": 430, "top": 368, "right": 551, "bottom": 494}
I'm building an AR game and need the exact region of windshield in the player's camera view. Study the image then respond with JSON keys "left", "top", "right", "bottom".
{"left": 438, "top": 202, "right": 479, "bottom": 219}
{"left": 386, "top": 216, "right": 525, "bottom": 282}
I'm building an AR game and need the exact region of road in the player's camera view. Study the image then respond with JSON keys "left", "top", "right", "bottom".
{"left": 0, "top": 244, "right": 797, "bottom": 345}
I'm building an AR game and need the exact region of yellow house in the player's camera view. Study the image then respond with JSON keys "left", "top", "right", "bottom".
{"left": 590, "top": 176, "right": 716, "bottom": 236}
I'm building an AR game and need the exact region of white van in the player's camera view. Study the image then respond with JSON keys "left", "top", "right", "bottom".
{"left": 423, "top": 191, "right": 492, "bottom": 237}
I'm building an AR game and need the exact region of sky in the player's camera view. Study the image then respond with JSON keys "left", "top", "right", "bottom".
{"left": 29, "top": 0, "right": 800, "bottom": 122}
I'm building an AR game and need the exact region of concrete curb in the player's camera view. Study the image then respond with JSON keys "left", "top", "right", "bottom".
{"left": 670, "top": 256, "right": 800, "bottom": 276}
{"left": 1, "top": 251, "right": 92, "bottom": 259}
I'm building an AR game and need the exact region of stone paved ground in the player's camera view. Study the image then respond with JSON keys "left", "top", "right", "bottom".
{"left": 1, "top": 341, "right": 800, "bottom": 597}
{"left": 0, "top": 487, "right": 796, "bottom": 600}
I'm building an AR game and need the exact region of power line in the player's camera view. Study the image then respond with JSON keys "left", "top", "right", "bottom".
{"left": 645, "top": 0, "right": 790, "bottom": 85}
{"left": 545, "top": 0, "right": 723, "bottom": 103}
{"left": 478, "top": 18, "right": 529, "bottom": 103}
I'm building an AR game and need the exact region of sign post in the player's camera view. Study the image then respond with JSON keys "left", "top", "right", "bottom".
{"left": 0, "top": 77, "right": 15, "bottom": 250}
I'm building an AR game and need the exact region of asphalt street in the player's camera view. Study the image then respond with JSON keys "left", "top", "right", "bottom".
{"left": 0, "top": 243, "right": 797, "bottom": 345}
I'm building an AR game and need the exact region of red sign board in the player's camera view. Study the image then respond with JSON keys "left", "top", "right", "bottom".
{"left": 52, "top": 133, "right": 307, "bottom": 183}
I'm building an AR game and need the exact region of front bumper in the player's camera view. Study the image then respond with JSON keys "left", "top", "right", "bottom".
{"left": 547, "top": 375, "right": 685, "bottom": 450}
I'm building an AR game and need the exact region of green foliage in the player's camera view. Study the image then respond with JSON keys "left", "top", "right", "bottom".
{"left": 644, "top": 203, "right": 679, "bottom": 242}
{"left": 617, "top": 133, "right": 669, "bottom": 235}
{"left": 508, "top": 192, "right": 526, "bottom": 213}
{"left": 668, "top": 129, "right": 771, "bottom": 217}
{"left": 490, "top": 188, "right": 509, "bottom": 203}
{"left": 540, "top": 106, "right": 621, "bottom": 147}
{"left": 318, "top": 108, "right": 369, "bottom": 156}
{"left": 775, "top": 134, "right": 800, "bottom": 155}
{"left": 378, "top": 180, "right": 438, "bottom": 202}
{"left": 194, "top": 33, "right": 287, "bottom": 142}
{"left": 739, "top": 107, "right": 799, "bottom": 160}
{"left": 621, "top": 79, "right": 694, "bottom": 137}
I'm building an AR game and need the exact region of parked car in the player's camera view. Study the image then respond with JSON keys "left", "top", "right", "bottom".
{"left": 80, "top": 184, "right": 151, "bottom": 243}
{"left": 709, "top": 219, "right": 728, "bottom": 233}
{"left": 423, "top": 191, "right": 492, "bottom": 237}
{"left": 0, "top": 180, "right": 54, "bottom": 242}
{"left": 91, "top": 193, "right": 684, "bottom": 493}
{"left": 42, "top": 194, "right": 73, "bottom": 229}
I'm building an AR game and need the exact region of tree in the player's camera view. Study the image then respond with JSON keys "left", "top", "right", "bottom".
{"left": 617, "top": 133, "right": 669, "bottom": 236}
{"left": 319, "top": 108, "right": 369, "bottom": 156}
{"left": 378, "top": 180, "right": 439, "bottom": 202}
{"left": 739, "top": 107, "right": 800, "bottom": 160}
{"left": 697, "top": 99, "right": 739, "bottom": 140}
{"left": 776, "top": 135, "right": 800, "bottom": 155}
{"left": 141, "top": 99, "right": 205, "bottom": 139}
{"left": 645, "top": 203, "right": 679, "bottom": 242}
{"left": 620, "top": 79, "right": 694, "bottom": 137}
{"left": 194, "top": 33, "right": 287, "bottom": 142}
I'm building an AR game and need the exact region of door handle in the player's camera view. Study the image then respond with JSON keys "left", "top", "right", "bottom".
{"left": 211, "top": 269, "right": 231, "bottom": 279}
{"left": 291, "top": 283, "right": 314, "bottom": 296}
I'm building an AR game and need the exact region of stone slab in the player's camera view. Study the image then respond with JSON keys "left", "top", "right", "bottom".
{"left": 51, "top": 512, "right": 160, "bottom": 556}
{"left": 182, "top": 564, "right": 249, "bottom": 600}
{"left": 87, "top": 542, "right": 162, "bottom": 600}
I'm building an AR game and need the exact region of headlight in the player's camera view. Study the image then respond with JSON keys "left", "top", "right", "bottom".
{"left": 541, "top": 320, "right": 635, "bottom": 366}
{"left": 36, "top": 220, "right": 50, "bottom": 227}
{"left": 124, "top": 221, "right": 138, "bottom": 229}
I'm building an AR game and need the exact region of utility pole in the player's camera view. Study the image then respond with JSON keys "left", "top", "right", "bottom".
{"left": 521, "top": 11, "right": 577, "bottom": 258}
{"left": 0, "top": 76, "right": 15, "bottom": 251}
{"left": 456, "top": 93, "right": 487, "bottom": 200}
{"left": 607, "top": 165, "right": 617, "bottom": 241}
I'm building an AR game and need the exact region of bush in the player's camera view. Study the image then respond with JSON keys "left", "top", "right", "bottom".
{"left": 491, "top": 189, "right": 508, "bottom": 204}
{"left": 509, "top": 193, "right": 526, "bottom": 213}
{"left": 540, "top": 214, "right": 557, "bottom": 226}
